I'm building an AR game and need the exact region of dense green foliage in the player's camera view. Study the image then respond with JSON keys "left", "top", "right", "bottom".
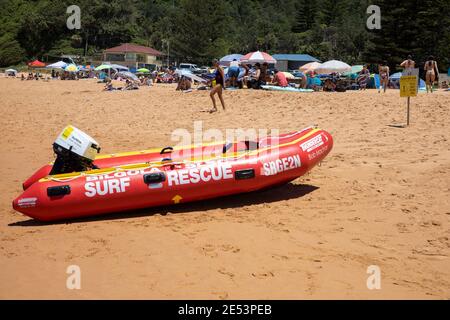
{"left": 1, "top": 0, "right": 449, "bottom": 70}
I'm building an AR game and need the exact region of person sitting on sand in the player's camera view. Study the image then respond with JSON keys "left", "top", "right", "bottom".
{"left": 323, "top": 79, "right": 337, "bottom": 92}
{"left": 247, "top": 63, "right": 261, "bottom": 89}
{"left": 123, "top": 79, "right": 137, "bottom": 90}
{"left": 441, "top": 80, "right": 448, "bottom": 89}
{"left": 378, "top": 62, "right": 390, "bottom": 93}
{"left": 272, "top": 69, "right": 288, "bottom": 87}
{"left": 21, "top": 74, "right": 25, "bottom": 81}
{"left": 176, "top": 76, "right": 191, "bottom": 91}
{"left": 103, "top": 79, "right": 115, "bottom": 91}
{"left": 424, "top": 56, "right": 439, "bottom": 93}
{"left": 209, "top": 59, "right": 226, "bottom": 113}
{"left": 242, "top": 64, "right": 251, "bottom": 88}
{"left": 261, "top": 63, "right": 269, "bottom": 84}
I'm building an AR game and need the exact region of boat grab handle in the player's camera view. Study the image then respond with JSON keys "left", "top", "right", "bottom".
{"left": 160, "top": 147, "right": 173, "bottom": 154}
{"left": 235, "top": 169, "right": 255, "bottom": 180}
{"left": 47, "top": 185, "right": 71, "bottom": 197}
{"left": 143, "top": 172, "right": 166, "bottom": 184}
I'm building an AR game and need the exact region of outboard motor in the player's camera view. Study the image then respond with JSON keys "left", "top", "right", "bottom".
{"left": 49, "top": 125, "right": 101, "bottom": 175}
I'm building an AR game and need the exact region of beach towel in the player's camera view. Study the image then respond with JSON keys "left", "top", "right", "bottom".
{"left": 261, "top": 85, "right": 313, "bottom": 93}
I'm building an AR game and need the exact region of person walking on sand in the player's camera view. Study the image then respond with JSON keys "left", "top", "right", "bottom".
{"left": 209, "top": 59, "right": 226, "bottom": 113}
{"left": 378, "top": 62, "right": 390, "bottom": 93}
{"left": 424, "top": 56, "right": 438, "bottom": 93}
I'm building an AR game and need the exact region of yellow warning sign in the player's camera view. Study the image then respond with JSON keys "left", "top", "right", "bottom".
{"left": 400, "top": 76, "right": 417, "bottom": 97}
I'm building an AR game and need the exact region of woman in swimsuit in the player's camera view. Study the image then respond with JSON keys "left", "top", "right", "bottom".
{"left": 378, "top": 61, "right": 389, "bottom": 93}
{"left": 424, "top": 56, "right": 438, "bottom": 93}
{"left": 357, "top": 65, "right": 370, "bottom": 90}
{"left": 400, "top": 55, "right": 415, "bottom": 69}
{"left": 209, "top": 59, "right": 226, "bottom": 113}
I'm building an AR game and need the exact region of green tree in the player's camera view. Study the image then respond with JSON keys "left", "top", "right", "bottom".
{"left": 172, "top": 0, "right": 231, "bottom": 64}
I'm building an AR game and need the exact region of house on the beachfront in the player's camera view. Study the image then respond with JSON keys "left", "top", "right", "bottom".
{"left": 97, "top": 43, "right": 164, "bottom": 71}
{"left": 272, "top": 54, "right": 320, "bottom": 71}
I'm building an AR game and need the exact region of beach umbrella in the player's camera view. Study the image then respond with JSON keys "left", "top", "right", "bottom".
{"left": 137, "top": 68, "right": 150, "bottom": 73}
{"left": 6, "top": 69, "right": 18, "bottom": 74}
{"left": 46, "top": 61, "right": 67, "bottom": 69}
{"left": 64, "top": 64, "right": 79, "bottom": 72}
{"left": 240, "top": 51, "right": 276, "bottom": 64}
{"left": 282, "top": 72, "right": 295, "bottom": 79}
{"left": 299, "top": 62, "right": 321, "bottom": 73}
{"left": 28, "top": 59, "right": 45, "bottom": 67}
{"left": 117, "top": 71, "right": 138, "bottom": 81}
{"left": 110, "top": 64, "right": 128, "bottom": 71}
{"left": 390, "top": 72, "right": 402, "bottom": 80}
{"left": 351, "top": 65, "right": 364, "bottom": 73}
{"left": 175, "top": 69, "right": 207, "bottom": 83}
{"left": 77, "top": 65, "right": 89, "bottom": 71}
{"left": 95, "top": 64, "right": 114, "bottom": 71}
{"left": 343, "top": 65, "right": 364, "bottom": 77}
{"left": 219, "top": 54, "right": 243, "bottom": 66}
{"left": 315, "top": 60, "right": 351, "bottom": 74}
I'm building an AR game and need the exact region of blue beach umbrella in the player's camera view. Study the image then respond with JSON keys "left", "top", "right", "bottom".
{"left": 219, "top": 54, "right": 243, "bottom": 66}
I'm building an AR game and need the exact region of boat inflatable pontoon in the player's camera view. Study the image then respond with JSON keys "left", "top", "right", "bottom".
{"left": 13, "top": 126, "right": 333, "bottom": 221}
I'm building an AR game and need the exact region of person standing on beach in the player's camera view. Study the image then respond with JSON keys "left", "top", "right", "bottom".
{"left": 400, "top": 55, "right": 415, "bottom": 69}
{"left": 357, "top": 65, "right": 370, "bottom": 90}
{"left": 209, "top": 59, "right": 226, "bottom": 113}
{"left": 228, "top": 59, "right": 240, "bottom": 88}
{"left": 378, "top": 62, "right": 390, "bottom": 93}
{"left": 424, "top": 56, "right": 438, "bottom": 93}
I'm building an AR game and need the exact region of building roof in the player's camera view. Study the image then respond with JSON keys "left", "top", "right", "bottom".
{"left": 272, "top": 54, "right": 320, "bottom": 62}
{"left": 104, "top": 43, "right": 163, "bottom": 56}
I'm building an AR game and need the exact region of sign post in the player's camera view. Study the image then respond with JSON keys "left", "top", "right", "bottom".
{"left": 399, "top": 68, "right": 419, "bottom": 126}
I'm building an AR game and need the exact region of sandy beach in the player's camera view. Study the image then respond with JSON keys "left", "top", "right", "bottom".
{"left": 0, "top": 77, "right": 449, "bottom": 299}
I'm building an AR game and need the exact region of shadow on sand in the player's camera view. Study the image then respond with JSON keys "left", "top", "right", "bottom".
{"left": 9, "top": 183, "right": 319, "bottom": 226}
{"left": 387, "top": 124, "right": 408, "bottom": 128}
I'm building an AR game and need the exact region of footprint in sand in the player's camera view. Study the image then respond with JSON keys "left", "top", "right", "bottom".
{"left": 218, "top": 268, "right": 235, "bottom": 280}
{"left": 200, "top": 244, "right": 218, "bottom": 258}
{"left": 251, "top": 271, "right": 275, "bottom": 279}
{"left": 271, "top": 254, "right": 289, "bottom": 261}
{"left": 220, "top": 244, "right": 240, "bottom": 253}
{"left": 212, "top": 291, "right": 229, "bottom": 300}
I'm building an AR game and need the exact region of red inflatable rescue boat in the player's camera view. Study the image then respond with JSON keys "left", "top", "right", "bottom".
{"left": 13, "top": 127, "right": 333, "bottom": 221}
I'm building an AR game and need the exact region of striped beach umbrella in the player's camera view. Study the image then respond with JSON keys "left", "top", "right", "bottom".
{"left": 240, "top": 51, "right": 276, "bottom": 64}
{"left": 299, "top": 62, "right": 322, "bottom": 73}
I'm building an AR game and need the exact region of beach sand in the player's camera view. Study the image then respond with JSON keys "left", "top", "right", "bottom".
{"left": 0, "top": 77, "right": 449, "bottom": 299}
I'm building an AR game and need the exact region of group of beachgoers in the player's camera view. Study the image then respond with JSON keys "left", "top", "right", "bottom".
{"left": 376, "top": 55, "right": 441, "bottom": 93}
{"left": 102, "top": 74, "right": 154, "bottom": 91}
{"left": 20, "top": 69, "right": 94, "bottom": 81}
{"left": 205, "top": 54, "right": 446, "bottom": 112}
{"left": 5, "top": 54, "right": 446, "bottom": 114}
